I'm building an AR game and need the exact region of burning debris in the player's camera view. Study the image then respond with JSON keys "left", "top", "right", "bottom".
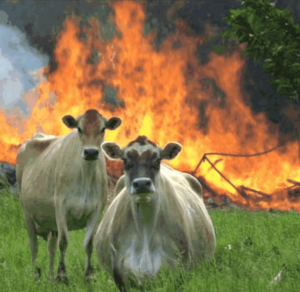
{"left": 0, "top": 162, "right": 17, "bottom": 195}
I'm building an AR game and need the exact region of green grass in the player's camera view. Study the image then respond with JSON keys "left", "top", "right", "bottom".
{"left": 1, "top": 189, "right": 300, "bottom": 292}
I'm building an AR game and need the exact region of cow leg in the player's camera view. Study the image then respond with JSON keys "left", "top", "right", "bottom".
{"left": 55, "top": 200, "right": 69, "bottom": 284}
{"left": 83, "top": 234, "right": 94, "bottom": 281}
{"left": 83, "top": 216, "right": 98, "bottom": 281}
{"left": 24, "top": 215, "right": 41, "bottom": 279}
{"left": 112, "top": 253, "right": 128, "bottom": 292}
{"left": 48, "top": 231, "right": 58, "bottom": 282}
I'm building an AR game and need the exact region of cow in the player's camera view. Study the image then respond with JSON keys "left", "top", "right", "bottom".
{"left": 94, "top": 135, "right": 216, "bottom": 292}
{"left": 16, "top": 109, "right": 122, "bottom": 283}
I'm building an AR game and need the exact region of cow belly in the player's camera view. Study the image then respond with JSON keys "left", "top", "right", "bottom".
{"left": 23, "top": 198, "right": 97, "bottom": 233}
{"left": 20, "top": 156, "right": 102, "bottom": 232}
{"left": 23, "top": 200, "right": 57, "bottom": 233}
{"left": 22, "top": 189, "right": 98, "bottom": 232}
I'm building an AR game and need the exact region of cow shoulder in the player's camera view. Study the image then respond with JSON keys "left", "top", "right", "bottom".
{"left": 17, "top": 135, "right": 58, "bottom": 168}
{"left": 27, "top": 135, "right": 58, "bottom": 155}
{"left": 16, "top": 135, "right": 57, "bottom": 190}
{"left": 182, "top": 173, "right": 203, "bottom": 198}
{"left": 32, "top": 133, "right": 56, "bottom": 140}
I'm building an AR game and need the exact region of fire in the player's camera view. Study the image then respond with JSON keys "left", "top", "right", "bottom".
{"left": 1, "top": 1, "right": 300, "bottom": 211}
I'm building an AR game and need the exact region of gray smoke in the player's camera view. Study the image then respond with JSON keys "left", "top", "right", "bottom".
{"left": 0, "top": 10, "right": 49, "bottom": 114}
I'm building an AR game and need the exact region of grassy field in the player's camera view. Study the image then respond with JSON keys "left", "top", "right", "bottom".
{"left": 0, "top": 189, "right": 300, "bottom": 292}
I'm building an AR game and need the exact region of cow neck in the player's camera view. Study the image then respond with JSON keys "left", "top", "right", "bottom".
{"left": 69, "top": 131, "right": 97, "bottom": 192}
{"left": 75, "top": 159, "right": 97, "bottom": 220}
{"left": 130, "top": 191, "right": 161, "bottom": 245}
{"left": 80, "top": 160, "right": 97, "bottom": 192}
{"left": 81, "top": 159, "right": 97, "bottom": 177}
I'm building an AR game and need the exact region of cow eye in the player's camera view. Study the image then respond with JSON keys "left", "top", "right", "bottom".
{"left": 151, "top": 160, "right": 161, "bottom": 170}
{"left": 123, "top": 159, "right": 133, "bottom": 170}
{"left": 77, "top": 127, "right": 83, "bottom": 134}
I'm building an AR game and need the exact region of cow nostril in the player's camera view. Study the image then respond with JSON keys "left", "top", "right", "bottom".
{"left": 83, "top": 148, "right": 99, "bottom": 160}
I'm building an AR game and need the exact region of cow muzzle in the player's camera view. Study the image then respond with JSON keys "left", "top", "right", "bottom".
{"left": 130, "top": 177, "right": 156, "bottom": 195}
{"left": 82, "top": 147, "right": 99, "bottom": 161}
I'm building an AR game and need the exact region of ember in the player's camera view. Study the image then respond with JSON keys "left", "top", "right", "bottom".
{"left": 1, "top": 1, "right": 300, "bottom": 211}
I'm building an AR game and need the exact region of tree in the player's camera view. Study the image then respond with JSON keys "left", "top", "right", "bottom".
{"left": 221, "top": 0, "right": 300, "bottom": 102}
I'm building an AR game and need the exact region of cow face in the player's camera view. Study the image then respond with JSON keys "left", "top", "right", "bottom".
{"left": 102, "top": 136, "right": 182, "bottom": 202}
{"left": 62, "top": 109, "right": 122, "bottom": 161}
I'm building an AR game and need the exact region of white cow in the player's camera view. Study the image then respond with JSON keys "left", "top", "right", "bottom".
{"left": 94, "top": 135, "right": 216, "bottom": 292}
{"left": 16, "top": 109, "right": 122, "bottom": 283}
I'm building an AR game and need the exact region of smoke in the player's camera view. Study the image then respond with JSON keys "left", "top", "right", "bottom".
{"left": 0, "top": 10, "right": 49, "bottom": 115}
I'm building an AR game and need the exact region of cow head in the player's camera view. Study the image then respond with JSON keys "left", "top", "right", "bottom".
{"left": 62, "top": 109, "right": 122, "bottom": 161}
{"left": 102, "top": 136, "right": 182, "bottom": 202}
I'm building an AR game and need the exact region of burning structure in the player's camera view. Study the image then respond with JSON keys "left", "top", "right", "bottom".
{"left": 1, "top": 0, "right": 300, "bottom": 211}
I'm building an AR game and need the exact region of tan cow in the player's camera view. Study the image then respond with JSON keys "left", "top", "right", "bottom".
{"left": 94, "top": 135, "right": 216, "bottom": 292}
{"left": 16, "top": 109, "right": 122, "bottom": 283}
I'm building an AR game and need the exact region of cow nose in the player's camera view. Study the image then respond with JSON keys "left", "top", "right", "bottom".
{"left": 131, "top": 178, "right": 154, "bottom": 194}
{"left": 82, "top": 147, "right": 99, "bottom": 161}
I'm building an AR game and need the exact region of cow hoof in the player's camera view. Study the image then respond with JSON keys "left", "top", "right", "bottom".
{"left": 84, "top": 266, "right": 95, "bottom": 282}
{"left": 34, "top": 267, "right": 41, "bottom": 279}
{"left": 55, "top": 275, "right": 69, "bottom": 285}
{"left": 84, "top": 273, "right": 96, "bottom": 282}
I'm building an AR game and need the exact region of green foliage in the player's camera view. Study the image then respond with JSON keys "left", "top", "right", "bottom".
{"left": 221, "top": 0, "right": 300, "bottom": 102}
{"left": 213, "top": 44, "right": 225, "bottom": 54}
{"left": 1, "top": 190, "right": 300, "bottom": 291}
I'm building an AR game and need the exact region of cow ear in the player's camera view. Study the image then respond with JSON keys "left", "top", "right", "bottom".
{"left": 106, "top": 117, "right": 122, "bottom": 130}
{"left": 161, "top": 142, "right": 182, "bottom": 160}
{"left": 101, "top": 142, "right": 123, "bottom": 160}
{"left": 62, "top": 115, "right": 78, "bottom": 128}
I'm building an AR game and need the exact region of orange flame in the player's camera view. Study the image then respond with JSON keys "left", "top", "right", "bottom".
{"left": 1, "top": 1, "right": 300, "bottom": 211}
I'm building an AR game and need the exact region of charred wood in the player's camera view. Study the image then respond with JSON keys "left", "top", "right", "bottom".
{"left": 240, "top": 186, "right": 271, "bottom": 200}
